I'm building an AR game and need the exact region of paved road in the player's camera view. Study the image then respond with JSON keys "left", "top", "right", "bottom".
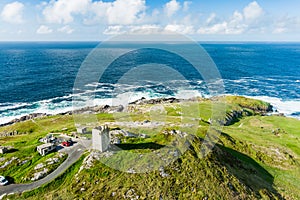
{"left": 0, "top": 141, "right": 89, "bottom": 196}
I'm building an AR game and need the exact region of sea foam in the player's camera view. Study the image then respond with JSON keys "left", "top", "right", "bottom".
{"left": 246, "top": 96, "right": 300, "bottom": 119}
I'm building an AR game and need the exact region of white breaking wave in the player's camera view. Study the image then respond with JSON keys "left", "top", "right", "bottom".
{"left": 0, "top": 88, "right": 206, "bottom": 125}
{"left": 0, "top": 102, "right": 31, "bottom": 112}
{"left": 174, "top": 89, "right": 208, "bottom": 99}
{"left": 1, "top": 89, "right": 300, "bottom": 125}
{"left": 246, "top": 96, "right": 300, "bottom": 119}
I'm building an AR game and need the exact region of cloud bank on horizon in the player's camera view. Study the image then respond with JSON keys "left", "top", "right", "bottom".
{"left": 0, "top": 0, "right": 299, "bottom": 41}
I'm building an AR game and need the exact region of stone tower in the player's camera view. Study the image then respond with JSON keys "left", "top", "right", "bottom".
{"left": 92, "top": 125, "right": 110, "bottom": 152}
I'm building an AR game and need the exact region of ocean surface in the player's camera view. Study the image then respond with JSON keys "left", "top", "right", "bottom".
{"left": 0, "top": 42, "right": 300, "bottom": 124}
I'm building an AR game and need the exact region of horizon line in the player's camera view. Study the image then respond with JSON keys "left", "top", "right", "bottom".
{"left": 0, "top": 40, "right": 300, "bottom": 43}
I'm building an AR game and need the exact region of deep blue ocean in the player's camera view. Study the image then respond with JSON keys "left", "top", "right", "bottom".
{"left": 0, "top": 42, "right": 300, "bottom": 124}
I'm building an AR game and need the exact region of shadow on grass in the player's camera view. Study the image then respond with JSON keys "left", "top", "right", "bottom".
{"left": 216, "top": 143, "right": 283, "bottom": 199}
{"left": 5, "top": 176, "right": 15, "bottom": 184}
{"left": 115, "top": 142, "right": 165, "bottom": 150}
{"left": 6, "top": 148, "right": 18, "bottom": 153}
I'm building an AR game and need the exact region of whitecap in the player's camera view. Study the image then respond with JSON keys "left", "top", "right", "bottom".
{"left": 232, "top": 79, "right": 247, "bottom": 83}
{"left": 245, "top": 95, "right": 300, "bottom": 119}
{"left": 85, "top": 82, "right": 102, "bottom": 87}
{"left": 0, "top": 102, "right": 31, "bottom": 112}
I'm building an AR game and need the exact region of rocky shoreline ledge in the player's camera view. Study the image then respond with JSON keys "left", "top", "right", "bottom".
{"left": 0, "top": 96, "right": 274, "bottom": 129}
{"left": 0, "top": 97, "right": 182, "bottom": 128}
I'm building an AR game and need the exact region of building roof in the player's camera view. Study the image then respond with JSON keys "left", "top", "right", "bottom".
{"left": 37, "top": 143, "right": 55, "bottom": 149}
{"left": 93, "top": 125, "right": 109, "bottom": 131}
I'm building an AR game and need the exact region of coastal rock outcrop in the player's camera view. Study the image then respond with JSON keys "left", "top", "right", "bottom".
{"left": 0, "top": 113, "right": 49, "bottom": 127}
{"left": 129, "top": 97, "right": 180, "bottom": 105}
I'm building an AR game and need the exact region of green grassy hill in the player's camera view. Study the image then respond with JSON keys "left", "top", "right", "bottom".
{"left": 1, "top": 96, "right": 299, "bottom": 199}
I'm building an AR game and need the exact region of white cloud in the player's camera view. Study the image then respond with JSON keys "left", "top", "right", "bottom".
{"left": 183, "top": 1, "right": 191, "bottom": 12}
{"left": 1, "top": 0, "right": 296, "bottom": 40}
{"left": 164, "top": 0, "right": 181, "bottom": 17}
{"left": 43, "top": 0, "right": 146, "bottom": 25}
{"left": 84, "top": 1, "right": 110, "bottom": 24}
{"left": 36, "top": 25, "right": 53, "bottom": 34}
{"left": 206, "top": 13, "right": 217, "bottom": 25}
{"left": 198, "top": 11, "right": 246, "bottom": 35}
{"left": 40, "top": 0, "right": 266, "bottom": 37}
{"left": 198, "top": 22, "right": 227, "bottom": 34}
{"left": 105, "top": 0, "right": 146, "bottom": 25}
{"left": 128, "top": 24, "right": 161, "bottom": 34}
{"left": 273, "top": 27, "right": 286, "bottom": 34}
{"left": 272, "top": 16, "right": 300, "bottom": 34}
{"left": 243, "top": 1, "right": 264, "bottom": 21}
{"left": 165, "top": 24, "right": 195, "bottom": 34}
{"left": 1, "top": 1, "right": 24, "bottom": 24}
{"left": 36, "top": 1, "right": 48, "bottom": 9}
{"left": 43, "top": 0, "right": 90, "bottom": 24}
{"left": 103, "top": 24, "right": 162, "bottom": 35}
{"left": 102, "top": 1, "right": 263, "bottom": 36}
{"left": 103, "top": 25, "right": 125, "bottom": 35}
{"left": 103, "top": 23, "right": 195, "bottom": 35}
{"left": 198, "top": 1, "right": 264, "bottom": 35}
{"left": 58, "top": 25, "right": 74, "bottom": 34}
{"left": 103, "top": 21, "right": 197, "bottom": 36}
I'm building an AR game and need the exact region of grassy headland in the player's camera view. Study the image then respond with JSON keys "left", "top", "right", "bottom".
{"left": 0, "top": 96, "right": 299, "bottom": 199}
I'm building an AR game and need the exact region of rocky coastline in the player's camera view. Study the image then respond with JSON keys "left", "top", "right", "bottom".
{"left": 0, "top": 96, "right": 274, "bottom": 129}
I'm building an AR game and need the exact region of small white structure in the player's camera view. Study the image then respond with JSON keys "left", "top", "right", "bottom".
{"left": 0, "top": 146, "right": 8, "bottom": 154}
{"left": 37, "top": 143, "right": 56, "bottom": 156}
{"left": 140, "top": 134, "right": 149, "bottom": 138}
{"left": 92, "top": 125, "right": 110, "bottom": 152}
{"left": 77, "top": 127, "right": 88, "bottom": 134}
{"left": 40, "top": 134, "right": 56, "bottom": 144}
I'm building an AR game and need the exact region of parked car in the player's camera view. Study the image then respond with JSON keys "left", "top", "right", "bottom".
{"left": 62, "top": 139, "right": 73, "bottom": 147}
{"left": 0, "top": 176, "right": 8, "bottom": 186}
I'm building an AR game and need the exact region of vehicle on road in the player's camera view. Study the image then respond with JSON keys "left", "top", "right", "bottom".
{"left": 0, "top": 176, "right": 8, "bottom": 186}
{"left": 62, "top": 139, "right": 73, "bottom": 147}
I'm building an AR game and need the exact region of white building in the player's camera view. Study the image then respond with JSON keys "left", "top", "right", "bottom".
{"left": 0, "top": 146, "right": 8, "bottom": 154}
{"left": 39, "top": 134, "right": 56, "bottom": 144}
{"left": 37, "top": 143, "right": 56, "bottom": 156}
{"left": 92, "top": 125, "right": 110, "bottom": 152}
{"left": 77, "top": 127, "right": 88, "bottom": 134}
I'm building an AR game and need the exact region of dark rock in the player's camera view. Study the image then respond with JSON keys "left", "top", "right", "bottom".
{"left": 0, "top": 113, "right": 49, "bottom": 127}
{"left": 129, "top": 97, "right": 181, "bottom": 105}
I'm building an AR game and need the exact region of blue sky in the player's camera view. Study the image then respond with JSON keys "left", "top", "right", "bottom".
{"left": 0, "top": 0, "right": 299, "bottom": 41}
